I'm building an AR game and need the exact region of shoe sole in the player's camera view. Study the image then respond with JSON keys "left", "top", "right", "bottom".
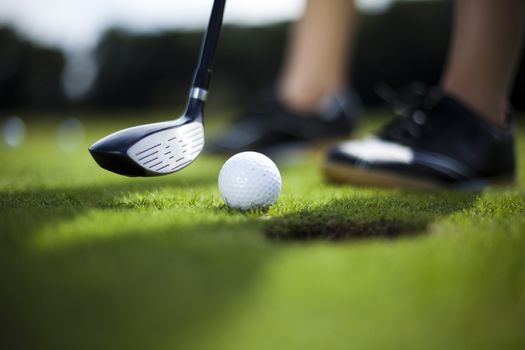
{"left": 323, "top": 161, "right": 516, "bottom": 190}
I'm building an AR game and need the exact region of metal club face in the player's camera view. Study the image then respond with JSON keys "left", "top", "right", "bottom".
{"left": 127, "top": 120, "right": 204, "bottom": 175}
{"left": 89, "top": 115, "right": 204, "bottom": 177}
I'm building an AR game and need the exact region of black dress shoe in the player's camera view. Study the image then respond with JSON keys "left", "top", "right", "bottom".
{"left": 324, "top": 84, "right": 516, "bottom": 189}
{"left": 209, "top": 88, "right": 361, "bottom": 155}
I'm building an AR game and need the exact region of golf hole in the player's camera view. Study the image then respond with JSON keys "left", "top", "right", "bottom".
{"left": 265, "top": 216, "right": 425, "bottom": 241}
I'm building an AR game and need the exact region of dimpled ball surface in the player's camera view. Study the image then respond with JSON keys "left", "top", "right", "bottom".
{"left": 218, "top": 152, "right": 282, "bottom": 210}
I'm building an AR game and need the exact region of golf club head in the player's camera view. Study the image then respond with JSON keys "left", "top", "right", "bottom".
{"left": 89, "top": 114, "right": 204, "bottom": 177}
{"left": 89, "top": 0, "right": 224, "bottom": 177}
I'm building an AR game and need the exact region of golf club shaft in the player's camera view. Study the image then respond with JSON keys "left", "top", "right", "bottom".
{"left": 192, "top": 0, "right": 226, "bottom": 91}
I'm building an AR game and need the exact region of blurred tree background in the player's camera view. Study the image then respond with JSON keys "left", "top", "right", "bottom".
{"left": 0, "top": 1, "right": 523, "bottom": 112}
{"left": 0, "top": 28, "right": 65, "bottom": 109}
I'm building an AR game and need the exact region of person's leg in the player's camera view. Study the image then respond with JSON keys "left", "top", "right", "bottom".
{"left": 278, "top": 0, "right": 357, "bottom": 113}
{"left": 210, "top": 0, "right": 360, "bottom": 155}
{"left": 442, "top": 0, "right": 525, "bottom": 127}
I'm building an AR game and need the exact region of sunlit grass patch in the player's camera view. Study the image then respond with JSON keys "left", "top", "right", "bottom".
{"left": 1, "top": 113, "right": 524, "bottom": 350}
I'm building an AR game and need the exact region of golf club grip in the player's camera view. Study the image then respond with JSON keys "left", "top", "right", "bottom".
{"left": 193, "top": 0, "right": 226, "bottom": 90}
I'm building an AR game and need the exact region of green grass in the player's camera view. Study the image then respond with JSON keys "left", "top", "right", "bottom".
{"left": 1, "top": 112, "right": 525, "bottom": 350}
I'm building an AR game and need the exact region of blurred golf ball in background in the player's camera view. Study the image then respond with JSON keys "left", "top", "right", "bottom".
{"left": 3, "top": 116, "right": 26, "bottom": 149}
{"left": 218, "top": 152, "right": 281, "bottom": 210}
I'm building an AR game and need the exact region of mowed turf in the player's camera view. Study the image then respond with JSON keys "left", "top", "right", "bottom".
{"left": 1, "top": 112, "right": 524, "bottom": 350}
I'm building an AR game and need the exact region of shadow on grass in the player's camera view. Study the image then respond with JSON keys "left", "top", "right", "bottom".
{"left": 0, "top": 179, "right": 484, "bottom": 350}
{"left": 265, "top": 191, "right": 480, "bottom": 241}
{"left": 1, "top": 224, "right": 273, "bottom": 350}
{"left": 0, "top": 178, "right": 275, "bottom": 350}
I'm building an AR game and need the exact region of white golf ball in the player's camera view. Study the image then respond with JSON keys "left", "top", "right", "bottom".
{"left": 218, "top": 152, "right": 282, "bottom": 210}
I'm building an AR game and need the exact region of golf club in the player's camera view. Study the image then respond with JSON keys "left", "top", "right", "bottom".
{"left": 89, "top": 0, "right": 226, "bottom": 176}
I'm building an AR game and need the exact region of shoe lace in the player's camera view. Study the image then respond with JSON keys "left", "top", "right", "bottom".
{"left": 376, "top": 82, "right": 441, "bottom": 145}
